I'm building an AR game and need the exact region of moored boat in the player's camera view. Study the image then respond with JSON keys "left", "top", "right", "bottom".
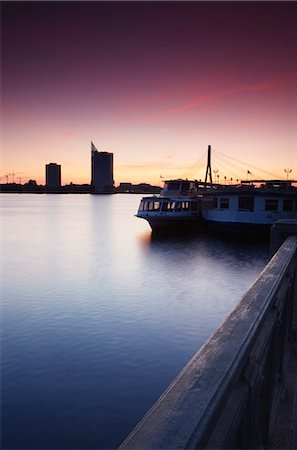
{"left": 136, "top": 180, "right": 204, "bottom": 233}
{"left": 202, "top": 180, "right": 297, "bottom": 236}
{"left": 136, "top": 145, "right": 297, "bottom": 236}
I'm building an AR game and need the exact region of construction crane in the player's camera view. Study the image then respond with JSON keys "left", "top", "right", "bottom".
{"left": 1, "top": 172, "right": 26, "bottom": 183}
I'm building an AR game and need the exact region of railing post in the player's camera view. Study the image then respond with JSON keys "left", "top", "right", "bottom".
{"left": 270, "top": 219, "right": 297, "bottom": 256}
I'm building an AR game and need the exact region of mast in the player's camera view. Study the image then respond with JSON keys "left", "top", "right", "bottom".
{"left": 204, "top": 145, "right": 213, "bottom": 185}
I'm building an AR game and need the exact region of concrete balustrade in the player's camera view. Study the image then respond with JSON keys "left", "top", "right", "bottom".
{"left": 270, "top": 219, "right": 297, "bottom": 256}
{"left": 119, "top": 232, "right": 297, "bottom": 449}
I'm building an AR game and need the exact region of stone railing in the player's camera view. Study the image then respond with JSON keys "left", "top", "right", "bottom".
{"left": 119, "top": 234, "right": 297, "bottom": 449}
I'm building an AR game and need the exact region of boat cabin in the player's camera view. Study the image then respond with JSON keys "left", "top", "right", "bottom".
{"left": 160, "top": 180, "right": 200, "bottom": 197}
{"left": 202, "top": 183, "right": 297, "bottom": 230}
{"left": 138, "top": 197, "right": 201, "bottom": 214}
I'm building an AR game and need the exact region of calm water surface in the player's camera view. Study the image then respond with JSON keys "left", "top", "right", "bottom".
{"left": 1, "top": 194, "right": 269, "bottom": 449}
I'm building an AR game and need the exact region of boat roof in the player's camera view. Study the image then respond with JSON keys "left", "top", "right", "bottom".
{"left": 140, "top": 196, "right": 202, "bottom": 201}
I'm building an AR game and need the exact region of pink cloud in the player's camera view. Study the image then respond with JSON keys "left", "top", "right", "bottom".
{"left": 146, "top": 75, "right": 295, "bottom": 120}
{"left": 164, "top": 153, "right": 175, "bottom": 160}
{"left": 60, "top": 131, "right": 78, "bottom": 139}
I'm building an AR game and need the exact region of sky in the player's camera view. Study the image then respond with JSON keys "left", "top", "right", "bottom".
{"left": 1, "top": 1, "right": 297, "bottom": 186}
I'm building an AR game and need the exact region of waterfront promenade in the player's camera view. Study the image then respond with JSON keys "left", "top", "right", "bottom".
{"left": 120, "top": 221, "right": 297, "bottom": 449}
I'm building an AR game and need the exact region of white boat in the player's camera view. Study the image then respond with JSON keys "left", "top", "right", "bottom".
{"left": 202, "top": 180, "right": 297, "bottom": 236}
{"left": 136, "top": 180, "right": 204, "bottom": 233}
{"left": 136, "top": 145, "right": 297, "bottom": 235}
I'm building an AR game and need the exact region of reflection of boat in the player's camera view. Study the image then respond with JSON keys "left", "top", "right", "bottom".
{"left": 202, "top": 180, "right": 297, "bottom": 235}
{"left": 136, "top": 180, "right": 204, "bottom": 233}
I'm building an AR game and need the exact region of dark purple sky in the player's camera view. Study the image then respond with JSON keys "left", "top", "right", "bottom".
{"left": 2, "top": 1, "right": 296, "bottom": 184}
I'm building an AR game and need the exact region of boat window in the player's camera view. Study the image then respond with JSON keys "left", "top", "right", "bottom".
{"left": 175, "top": 202, "right": 182, "bottom": 211}
{"left": 203, "top": 198, "right": 216, "bottom": 209}
{"left": 238, "top": 196, "right": 254, "bottom": 212}
{"left": 283, "top": 199, "right": 294, "bottom": 212}
{"left": 220, "top": 198, "right": 229, "bottom": 209}
{"left": 143, "top": 201, "right": 158, "bottom": 211}
{"left": 148, "top": 202, "right": 160, "bottom": 211}
{"left": 146, "top": 201, "right": 160, "bottom": 211}
{"left": 167, "top": 182, "right": 180, "bottom": 191}
{"left": 265, "top": 199, "right": 278, "bottom": 211}
{"left": 162, "top": 201, "right": 175, "bottom": 212}
{"left": 181, "top": 181, "right": 190, "bottom": 192}
{"left": 182, "top": 201, "right": 190, "bottom": 211}
{"left": 191, "top": 202, "right": 198, "bottom": 211}
{"left": 139, "top": 201, "right": 144, "bottom": 211}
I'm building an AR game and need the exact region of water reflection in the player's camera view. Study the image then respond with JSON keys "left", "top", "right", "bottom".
{"left": 2, "top": 194, "right": 270, "bottom": 450}
{"left": 137, "top": 230, "right": 154, "bottom": 247}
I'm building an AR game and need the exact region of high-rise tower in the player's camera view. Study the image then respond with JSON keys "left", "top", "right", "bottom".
{"left": 45, "top": 163, "right": 61, "bottom": 190}
{"left": 91, "top": 142, "right": 114, "bottom": 193}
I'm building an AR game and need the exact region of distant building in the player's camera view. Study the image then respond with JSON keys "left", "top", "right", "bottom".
{"left": 118, "top": 182, "right": 132, "bottom": 192}
{"left": 46, "top": 163, "right": 61, "bottom": 190}
{"left": 116, "top": 182, "right": 161, "bottom": 194}
{"left": 91, "top": 142, "right": 114, "bottom": 193}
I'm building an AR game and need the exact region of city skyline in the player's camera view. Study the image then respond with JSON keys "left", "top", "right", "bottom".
{"left": 1, "top": 1, "right": 297, "bottom": 186}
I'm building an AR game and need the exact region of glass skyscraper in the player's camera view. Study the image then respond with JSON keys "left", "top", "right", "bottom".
{"left": 91, "top": 142, "right": 114, "bottom": 193}
{"left": 45, "top": 163, "right": 61, "bottom": 190}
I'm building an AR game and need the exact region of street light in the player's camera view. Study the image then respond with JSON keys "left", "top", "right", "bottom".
{"left": 284, "top": 168, "right": 292, "bottom": 180}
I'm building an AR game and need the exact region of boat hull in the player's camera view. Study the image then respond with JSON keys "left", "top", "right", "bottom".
{"left": 138, "top": 215, "right": 205, "bottom": 234}
{"left": 205, "top": 220, "right": 272, "bottom": 237}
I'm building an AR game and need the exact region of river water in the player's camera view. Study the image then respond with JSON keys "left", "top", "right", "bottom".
{"left": 1, "top": 194, "right": 269, "bottom": 449}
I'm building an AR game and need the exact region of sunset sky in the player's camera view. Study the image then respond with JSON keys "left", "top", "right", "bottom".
{"left": 1, "top": 1, "right": 297, "bottom": 186}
